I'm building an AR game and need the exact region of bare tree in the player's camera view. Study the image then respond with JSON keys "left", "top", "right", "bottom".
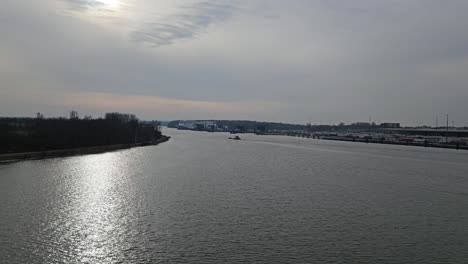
{"left": 69, "top": 110, "right": 79, "bottom": 120}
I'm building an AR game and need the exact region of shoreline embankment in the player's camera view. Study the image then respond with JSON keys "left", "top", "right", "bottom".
{"left": 0, "top": 135, "right": 170, "bottom": 164}
{"left": 319, "top": 136, "right": 468, "bottom": 151}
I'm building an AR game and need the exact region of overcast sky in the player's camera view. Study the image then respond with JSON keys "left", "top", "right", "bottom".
{"left": 1, "top": 0, "right": 468, "bottom": 125}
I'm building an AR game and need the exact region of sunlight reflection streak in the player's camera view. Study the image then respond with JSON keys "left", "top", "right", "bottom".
{"left": 72, "top": 153, "right": 127, "bottom": 262}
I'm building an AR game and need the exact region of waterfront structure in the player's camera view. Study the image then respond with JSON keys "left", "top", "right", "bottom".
{"left": 177, "top": 120, "right": 218, "bottom": 131}
{"left": 382, "top": 128, "right": 468, "bottom": 138}
{"left": 381, "top": 123, "right": 401, "bottom": 128}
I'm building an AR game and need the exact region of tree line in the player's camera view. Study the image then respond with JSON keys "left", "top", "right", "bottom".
{"left": 0, "top": 112, "right": 162, "bottom": 154}
{"left": 167, "top": 119, "right": 386, "bottom": 132}
{"left": 167, "top": 120, "right": 308, "bottom": 132}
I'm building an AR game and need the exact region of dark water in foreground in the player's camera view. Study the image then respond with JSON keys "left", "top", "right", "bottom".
{"left": 1, "top": 129, "right": 468, "bottom": 263}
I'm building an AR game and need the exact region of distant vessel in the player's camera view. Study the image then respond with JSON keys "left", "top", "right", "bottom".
{"left": 229, "top": 136, "right": 241, "bottom": 140}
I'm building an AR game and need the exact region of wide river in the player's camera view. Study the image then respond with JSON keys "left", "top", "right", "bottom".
{"left": 1, "top": 128, "right": 468, "bottom": 263}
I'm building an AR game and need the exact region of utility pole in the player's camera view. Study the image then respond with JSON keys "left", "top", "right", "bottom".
{"left": 436, "top": 116, "right": 438, "bottom": 129}
{"left": 369, "top": 115, "right": 372, "bottom": 135}
{"left": 446, "top": 114, "right": 449, "bottom": 143}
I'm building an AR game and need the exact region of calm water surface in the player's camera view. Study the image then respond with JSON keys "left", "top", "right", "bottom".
{"left": 1, "top": 129, "right": 468, "bottom": 263}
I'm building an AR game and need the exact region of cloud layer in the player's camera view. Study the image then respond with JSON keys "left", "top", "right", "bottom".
{"left": 2, "top": 0, "right": 468, "bottom": 125}
{"left": 131, "top": 1, "right": 236, "bottom": 46}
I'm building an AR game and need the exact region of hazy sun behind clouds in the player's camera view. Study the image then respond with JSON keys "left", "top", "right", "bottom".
{"left": 2, "top": 0, "right": 468, "bottom": 125}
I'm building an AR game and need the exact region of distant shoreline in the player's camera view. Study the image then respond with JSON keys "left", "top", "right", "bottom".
{"left": 319, "top": 136, "right": 468, "bottom": 151}
{"left": 0, "top": 135, "right": 170, "bottom": 164}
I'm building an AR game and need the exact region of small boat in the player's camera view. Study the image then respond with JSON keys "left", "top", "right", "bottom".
{"left": 229, "top": 136, "right": 241, "bottom": 140}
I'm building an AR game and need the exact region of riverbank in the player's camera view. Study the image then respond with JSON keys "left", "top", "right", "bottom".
{"left": 320, "top": 136, "right": 468, "bottom": 150}
{"left": 0, "top": 135, "right": 170, "bottom": 164}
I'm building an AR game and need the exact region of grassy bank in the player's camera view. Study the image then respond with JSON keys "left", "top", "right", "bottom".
{"left": 0, "top": 135, "right": 170, "bottom": 164}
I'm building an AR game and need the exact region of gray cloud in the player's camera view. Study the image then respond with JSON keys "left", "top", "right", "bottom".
{"left": 130, "top": 1, "right": 237, "bottom": 46}
{"left": 60, "top": 0, "right": 237, "bottom": 46}
{"left": 62, "top": 0, "right": 106, "bottom": 10}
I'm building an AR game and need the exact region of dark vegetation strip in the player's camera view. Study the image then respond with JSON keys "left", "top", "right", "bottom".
{"left": 0, "top": 112, "right": 167, "bottom": 160}
{"left": 0, "top": 136, "right": 170, "bottom": 164}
